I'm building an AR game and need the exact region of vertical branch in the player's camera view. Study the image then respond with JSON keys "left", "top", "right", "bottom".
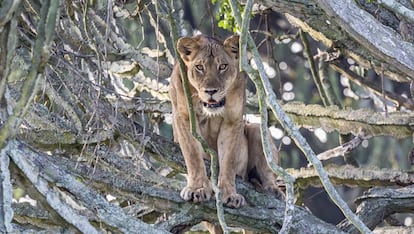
{"left": 302, "top": 33, "right": 357, "bottom": 165}
{"left": 0, "top": 0, "right": 22, "bottom": 102}
{"left": 166, "top": 1, "right": 228, "bottom": 233}
{"left": 300, "top": 30, "right": 329, "bottom": 106}
{"left": 0, "top": 147, "right": 13, "bottom": 233}
{"left": 231, "top": 0, "right": 371, "bottom": 233}
{"left": 0, "top": 0, "right": 61, "bottom": 148}
{"left": 381, "top": 63, "right": 389, "bottom": 117}
{"left": 316, "top": 51, "right": 343, "bottom": 108}
{"left": 236, "top": 0, "right": 296, "bottom": 233}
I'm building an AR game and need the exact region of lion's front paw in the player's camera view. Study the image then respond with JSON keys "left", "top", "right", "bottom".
{"left": 222, "top": 192, "right": 246, "bottom": 208}
{"left": 180, "top": 184, "right": 213, "bottom": 203}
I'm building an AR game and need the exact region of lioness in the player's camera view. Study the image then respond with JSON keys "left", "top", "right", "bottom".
{"left": 169, "top": 35, "right": 281, "bottom": 210}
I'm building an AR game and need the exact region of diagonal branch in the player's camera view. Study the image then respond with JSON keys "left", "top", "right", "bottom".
{"left": 4, "top": 143, "right": 100, "bottom": 233}
{"left": 6, "top": 139, "right": 345, "bottom": 233}
{"left": 233, "top": 1, "right": 371, "bottom": 233}
{"left": 0, "top": 0, "right": 60, "bottom": 148}
{"left": 316, "top": 0, "right": 414, "bottom": 79}
{"left": 4, "top": 140, "right": 169, "bottom": 234}
{"left": 378, "top": 0, "right": 414, "bottom": 25}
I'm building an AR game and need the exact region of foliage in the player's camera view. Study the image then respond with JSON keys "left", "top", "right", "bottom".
{"left": 212, "top": 0, "right": 245, "bottom": 32}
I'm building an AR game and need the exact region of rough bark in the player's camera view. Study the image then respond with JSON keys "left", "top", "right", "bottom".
{"left": 2, "top": 140, "right": 345, "bottom": 233}
{"left": 338, "top": 185, "right": 414, "bottom": 233}
{"left": 257, "top": 0, "right": 414, "bottom": 82}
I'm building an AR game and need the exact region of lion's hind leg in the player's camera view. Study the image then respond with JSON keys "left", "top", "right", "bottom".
{"left": 245, "top": 123, "right": 284, "bottom": 199}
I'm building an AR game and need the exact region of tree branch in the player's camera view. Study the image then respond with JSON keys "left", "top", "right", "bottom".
{"left": 316, "top": 0, "right": 414, "bottom": 79}
{"left": 288, "top": 165, "right": 414, "bottom": 189}
{"left": 4, "top": 140, "right": 169, "bottom": 233}
{"left": 4, "top": 144, "right": 100, "bottom": 233}
{"left": 257, "top": 0, "right": 414, "bottom": 82}
{"left": 233, "top": 1, "right": 371, "bottom": 232}
{"left": 0, "top": 146, "right": 13, "bottom": 233}
{"left": 329, "top": 60, "right": 414, "bottom": 110}
{"left": 378, "top": 0, "right": 414, "bottom": 25}
{"left": 6, "top": 139, "right": 345, "bottom": 233}
{"left": 236, "top": 0, "right": 296, "bottom": 232}
{"left": 339, "top": 185, "right": 414, "bottom": 233}
{"left": 0, "top": 0, "right": 60, "bottom": 148}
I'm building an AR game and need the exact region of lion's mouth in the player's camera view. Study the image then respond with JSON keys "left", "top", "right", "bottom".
{"left": 202, "top": 98, "right": 226, "bottom": 109}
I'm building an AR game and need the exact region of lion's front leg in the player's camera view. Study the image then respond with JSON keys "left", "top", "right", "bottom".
{"left": 173, "top": 115, "right": 213, "bottom": 203}
{"left": 217, "top": 121, "right": 248, "bottom": 208}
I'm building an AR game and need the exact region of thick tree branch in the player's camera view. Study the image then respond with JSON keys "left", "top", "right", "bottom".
{"left": 6, "top": 140, "right": 345, "bottom": 233}
{"left": 378, "top": 0, "right": 414, "bottom": 25}
{"left": 4, "top": 145, "right": 100, "bottom": 233}
{"left": 289, "top": 165, "right": 414, "bottom": 189}
{"left": 338, "top": 185, "right": 414, "bottom": 233}
{"left": 257, "top": 0, "right": 414, "bottom": 82}
{"left": 280, "top": 102, "right": 413, "bottom": 138}
{"left": 4, "top": 140, "right": 169, "bottom": 234}
{"left": 316, "top": 0, "right": 414, "bottom": 79}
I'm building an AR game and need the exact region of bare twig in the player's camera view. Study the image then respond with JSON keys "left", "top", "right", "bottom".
{"left": 330, "top": 61, "right": 414, "bottom": 110}
{"left": 315, "top": 132, "right": 366, "bottom": 162}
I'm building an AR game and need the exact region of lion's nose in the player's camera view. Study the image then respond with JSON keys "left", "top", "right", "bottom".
{"left": 204, "top": 89, "right": 218, "bottom": 96}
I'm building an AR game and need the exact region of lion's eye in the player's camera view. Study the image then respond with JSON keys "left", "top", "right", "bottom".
{"left": 195, "top": 65, "right": 204, "bottom": 72}
{"left": 219, "top": 64, "right": 227, "bottom": 71}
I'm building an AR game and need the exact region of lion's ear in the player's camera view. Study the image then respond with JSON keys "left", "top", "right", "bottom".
{"left": 224, "top": 35, "right": 240, "bottom": 60}
{"left": 177, "top": 37, "right": 201, "bottom": 62}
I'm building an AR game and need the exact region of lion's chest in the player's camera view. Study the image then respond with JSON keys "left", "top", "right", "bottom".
{"left": 198, "top": 115, "right": 223, "bottom": 152}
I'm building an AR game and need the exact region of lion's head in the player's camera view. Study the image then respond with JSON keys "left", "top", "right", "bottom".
{"left": 177, "top": 35, "right": 240, "bottom": 116}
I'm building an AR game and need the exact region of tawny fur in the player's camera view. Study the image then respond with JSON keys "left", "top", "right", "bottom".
{"left": 169, "top": 35, "right": 282, "bottom": 212}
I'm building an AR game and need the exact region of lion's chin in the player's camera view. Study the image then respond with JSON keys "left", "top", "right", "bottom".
{"left": 201, "top": 98, "right": 225, "bottom": 117}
